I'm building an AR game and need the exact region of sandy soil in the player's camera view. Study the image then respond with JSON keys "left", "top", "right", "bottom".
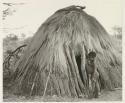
{"left": 3, "top": 88, "right": 122, "bottom": 102}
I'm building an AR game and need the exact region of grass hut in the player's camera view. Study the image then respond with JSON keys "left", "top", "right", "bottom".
{"left": 11, "top": 5, "right": 122, "bottom": 97}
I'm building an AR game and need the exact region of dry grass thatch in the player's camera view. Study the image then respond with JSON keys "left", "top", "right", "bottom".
{"left": 10, "top": 5, "right": 122, "bottom": 97}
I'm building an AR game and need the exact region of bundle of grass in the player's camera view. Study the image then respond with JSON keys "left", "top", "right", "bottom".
{"left": 11, "top": 5, "right": 122, "bottom": 97}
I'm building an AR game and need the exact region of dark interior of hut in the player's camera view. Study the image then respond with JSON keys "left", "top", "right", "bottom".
{"left": 75, "top": 55, "right": 84, "bottom": 83}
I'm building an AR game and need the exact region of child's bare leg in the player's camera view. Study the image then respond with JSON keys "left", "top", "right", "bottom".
{"left": 96, "top": 81, "right": 101, "bottom": 95}
{"left": 91, "top": 73, "right": 100, "bottom": 98}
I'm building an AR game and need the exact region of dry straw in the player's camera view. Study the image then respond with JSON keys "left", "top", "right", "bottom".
{"left": 11, "top": 5, "right": 122, "bottom": 97}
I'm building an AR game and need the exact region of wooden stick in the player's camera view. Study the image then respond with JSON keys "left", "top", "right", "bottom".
{"left": 64, "top": 44, "right": 78, "bottom": 97}
{"left": 79, "top": 44, "right": 90, "bottom": 97}
{"left": 30, "top": 72, "right": 38, "bottom": 96}
{"left": 43, "top": 66, "right": 51, "bottom": 97}
{"left": 64, "top": 44, "right": 81, "bottom": 97}
{"left": 70, "top": 47, "right": 86, "bottom": 93}
{"left": 51, "top": 74, "right": 61, "bottom": 96}
{"left": 63, "top": 78, "right": 71, "bottom": 97}
{"left": 67, "top": 62, "right": 78, "bottom": 97}
{"left": 80, "top": 44, "right": 88, "bottom": 87}
{"left": 58, "top": 77, "right": 65, "bottom": 96}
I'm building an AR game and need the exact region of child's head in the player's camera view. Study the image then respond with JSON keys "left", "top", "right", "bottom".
{"left": 88, "top": 51, "right": 96, "bottom": 58}
{"left": 86, "top": 51, "right": 96, "bottom": 64}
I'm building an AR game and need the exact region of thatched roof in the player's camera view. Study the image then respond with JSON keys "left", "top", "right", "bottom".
{"left": 11, "top": 5, "right": 122, "bottom": 97}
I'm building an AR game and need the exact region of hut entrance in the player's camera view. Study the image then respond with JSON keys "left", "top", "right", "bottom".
{"left": 75, "top": 54, "right": 84, "bottom": 82}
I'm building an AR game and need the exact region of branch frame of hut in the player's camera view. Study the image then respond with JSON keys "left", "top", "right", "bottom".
{"left": 3, "top": 44, "right": 27, "bottom": 76}
{"left": 10, "top": 5, "right": 122, "bottom": 98}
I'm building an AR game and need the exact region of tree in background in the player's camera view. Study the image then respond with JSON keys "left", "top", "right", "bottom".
{"left": 112, "top": 26, "right": 122, "bottom": 39}
{"left": 3, "top": 34, "right": 18, "bottom": 46}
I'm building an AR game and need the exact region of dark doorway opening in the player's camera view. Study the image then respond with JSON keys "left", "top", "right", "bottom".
{"left": 75, "top": 54, "right": 84, "bottom": 83}
{"left": 75, "top": 54, "right": 103, "bottom": 91}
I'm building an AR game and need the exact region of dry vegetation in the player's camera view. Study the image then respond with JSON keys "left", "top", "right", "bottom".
{"left": 3, "top": 30, "right": 122, "bottom": 102}
{"left": 3, "top": 5, "right": 122, "bottom": 101}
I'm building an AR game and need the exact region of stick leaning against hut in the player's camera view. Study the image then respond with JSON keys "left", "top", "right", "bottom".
{"left": 10, "top": 5, "right": 122, "bottom": 98}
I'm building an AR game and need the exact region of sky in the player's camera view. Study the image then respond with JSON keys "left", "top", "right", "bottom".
{"left": 2, "top": 0, "right": 122, "bottom": 38}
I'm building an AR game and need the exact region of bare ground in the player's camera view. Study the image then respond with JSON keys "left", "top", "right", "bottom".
{"left": 3, "top": 88, "right": 122, "bottom": 102}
